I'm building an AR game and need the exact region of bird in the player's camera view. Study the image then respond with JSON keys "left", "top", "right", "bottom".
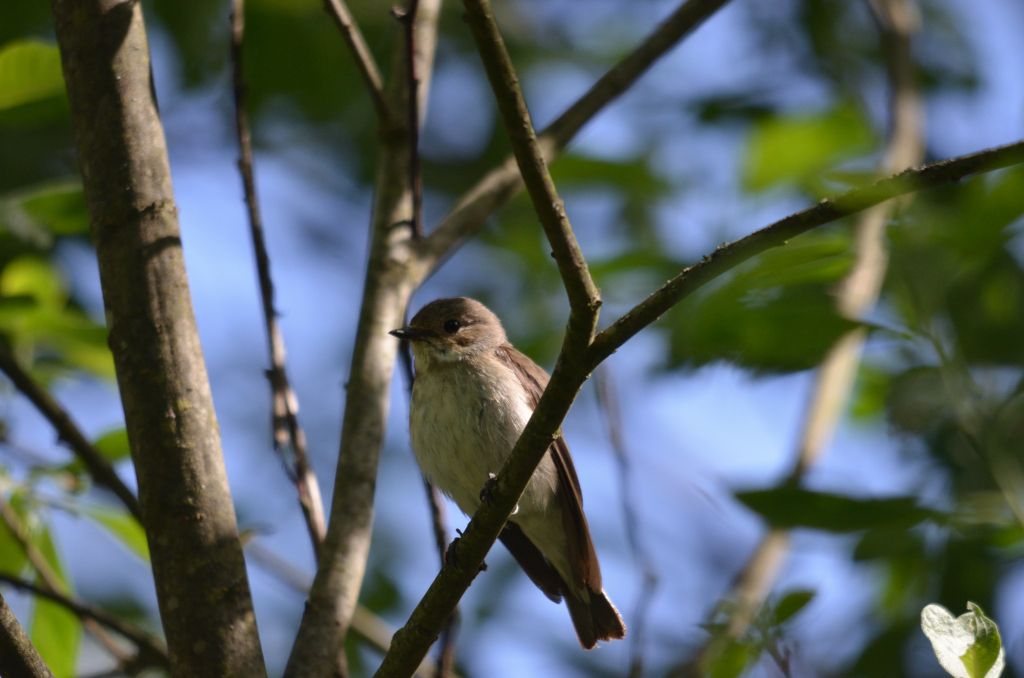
{"left": 390, "top": 297, "right": 626, "bottom": 649}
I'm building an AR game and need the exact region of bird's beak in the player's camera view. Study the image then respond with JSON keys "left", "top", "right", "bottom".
{"left": 389, "top": 326, "right": 431, "bottom": 341}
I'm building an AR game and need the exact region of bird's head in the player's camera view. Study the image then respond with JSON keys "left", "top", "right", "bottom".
{"left": 390, "top": 297, "right": 507, "bottom": 369}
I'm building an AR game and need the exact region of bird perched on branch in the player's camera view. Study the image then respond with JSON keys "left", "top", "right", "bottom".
{"left": 391, "top": 297, "right": 625, "bottom": 649}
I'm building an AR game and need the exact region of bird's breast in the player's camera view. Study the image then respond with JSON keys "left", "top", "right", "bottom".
{"left": 410, "top": 359, "right": 542, "bottom": 516}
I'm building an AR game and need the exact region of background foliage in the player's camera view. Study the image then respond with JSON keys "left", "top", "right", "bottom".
{"left": 1, "top": 0, "right": 1022, "bottom": 676}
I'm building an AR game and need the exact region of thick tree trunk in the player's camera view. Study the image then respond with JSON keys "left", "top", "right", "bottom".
{"left": 50, "top": 1, "right": 266, "bottom": 675}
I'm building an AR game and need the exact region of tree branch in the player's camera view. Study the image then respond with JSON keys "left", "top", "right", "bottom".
{"left": 586, "top": 138, "right": 1024, "bottom": 369}
{"left": 0, "top": 348, "right": 141, "bottom": 522}
{"left": 283, "top": 2, "right": 443, "bottom": 675}
{"left": 230, "top": 0, "right": 327, "bottom": 561}
{"left": 323, "top": 0, "right": 389, "bottom": 122}
{"left": 461, "top": 0, "right": 601, "bottom": 333}
{"left": 50, "top": 1, "right": 266, "bottom": 674}
{"left": 415, "top": 0, "right": 731, "bottom": 274}
{"left": 0, "top": 590, "right": 53, "bottom": 678}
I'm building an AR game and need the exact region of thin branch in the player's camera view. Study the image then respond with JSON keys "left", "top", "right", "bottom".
{"left": 0, "top": 590, "right": 54, "bottom": 678}
{"left": 0, "top": 348, "right": 141, "bottom": 522}
{"left": 230, "top": 0, "right": 326, "bottom": 560}
{"left": 462, "top": 0, "right": 600, "bottom": 336}
{"left": 0, "top": 574, "right": 168, "bottom": 669}
{"left": 323, "top": 0, "right": 389, "bottom": 122}
{"left": 394, "top": 0, "right": 425, "bottom": 238}
{"left": 415, "top": 0, "right": 731, "bottom": 273}
{"left": 585, "top": 138, "right": 1024, "bottom": 370}
{"left": 594, "top": 370, "right": 658, "bottom": 678}
{"left": 694, "top": 0, "right": 924, "bottom": 668}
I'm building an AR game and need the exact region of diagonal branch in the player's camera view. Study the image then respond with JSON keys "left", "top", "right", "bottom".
{"left": 585, "top": 138, "right": 1024, "bottom": 369}
{"left": 323, "top": 0, "right": 389, "bottom": 122}
{"left": 0, "top": 590, "right": 53, "bottom": 678}
{"left": 415, "top": 0, "right": 731, "bottom": 274}
{"left": 461, "top": 0, "right": 600, "bottom": 340}
{"left": 230, "top": 0, "right": 326, "bottom": 560}
{"left": 0, "top": 348, "right": 141, "bottom": 522}
{"left": 376, "top": 126, "right": 1024, "bottom": 675}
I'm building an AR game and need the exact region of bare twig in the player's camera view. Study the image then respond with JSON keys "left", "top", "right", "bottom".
{"left": 230, "top": 0, "right": 326, "bottom": 560}
{"left": 593, "top": 371, "right": 658, "bottom": 678}
{"left": 394, "top": 0, "right": 425, "bottom": 238}
{"left": 415, "top": 0, "right": 732, "bottom": 272}
{"left": 693, "top": 0, "right": 924, "bottom": 669}
{"left": 0, "top": 590, "right": 54, "bottom": 678}
{"left": 324, "top": 0, "right": 389, "bottom": 122}
{"left": 0, "top": 348, "right": 141, "bottom": 522}
{"left": 585, "top": 139, "right": 1023, "bottom": 370}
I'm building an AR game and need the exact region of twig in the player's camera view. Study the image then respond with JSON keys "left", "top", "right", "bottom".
{"left": 323, "top": 0, "right": 389, "bottom": 122}
{"left": 0, "top": 590, "right": 54, "bottom": 678}
{"left": 397, "top": 337, "right": 459, "bottom": 677}
{"left": 585, "top": 138, "right": 1024, "bottom": 370}
{"left": 0, "top": 348, "right": 141, "bottom": 522}
{"left": 693, "top": 0, "right": 924, "bottom": 669}
{"left": 415, "top": 0, "right": 731, "bottom": 272}
{"left": 0, "top": 498, "right": 166, "bottom": 668}
{"left": 230, "top": 0, "right": 326, "bottom": 559}
{"left": 0, "top": 574, "right": 168, "bottom": 669}
{"left": 463, "top": 0, "right": 600, "bottom": 334}
{"left": 593, "top": 370, "right": 658, "bottom": 678}
{"left": 394, "top": 0, "right": 425, "bottom": 238}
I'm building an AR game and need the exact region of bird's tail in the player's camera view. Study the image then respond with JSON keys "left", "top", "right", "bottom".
{"left": 564, "top": 587, "right": 626, "bottom": 650}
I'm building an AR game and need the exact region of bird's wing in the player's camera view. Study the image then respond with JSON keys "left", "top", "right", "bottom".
{"left": 494, "top": 344, "right": 602, "bottom": 591}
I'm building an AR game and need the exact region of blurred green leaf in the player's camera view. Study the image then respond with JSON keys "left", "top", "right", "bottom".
{"left": 84, "top": 506, "right": 148, "bottom": 562}
{"left": 0, "top": 493, "right": 29, "bottom": 577}
{"left": 1, "top": 181, "right": 90, "bottom": 240}
{"left": 743, "top": 105, "right": 874, "bottom": 191}
{"left": 668, "top": 229, "right": 859, "bottom": 372}
{"left": 92, "top": 428, "right": 131, "bottom": 464}
{"left": 30, "top": 526, "right": 80, "bottom": 678}
{"left": 773, "top": 589, "right": 815, "bottom": 625}
{"left": 0, "top": 40, "right": 64, "bottom": 111}
{"left": 550, "top": 154, "right": 669, "bottom": 198}
{"left": 922, "top": 602, "right": 1004, "bottom": 678}
{"left": 736, "top": 486, "right": 940, "bottom": 532}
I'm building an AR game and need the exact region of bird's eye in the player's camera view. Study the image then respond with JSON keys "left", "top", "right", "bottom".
{"left": 442, "top": 319, "right": 461, "bottom": 334}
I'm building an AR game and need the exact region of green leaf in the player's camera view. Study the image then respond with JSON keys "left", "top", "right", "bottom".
{"left": 14, "top": 181, "right": 90, "bottom": 238}
{"left": 92, "top": 428, "right": 131, "bottom": 464}
{"left": 921, "top": 602, "right": 1004, "bottom": 678}
{"left": 743, "top": 105, "right": 875, "bottom": 191}
{"left": 773, "top": 589, "right": 815, "bottom": 625}
{"left": 30, "top": 527, "right": 80, "bottom": 678}
{"left": 0, "top": 40, "right": 65, "bottom": 111}
{"left": 736, "top": 486, "right": 940, "bottom": 532}
{"left": 0, "top": 496, "right": 29, "bottom": 577}
{"left": 667, "top": 230, "right": 859, "bottom": 372}
{"left": 84, "top": 506, "right": 149, "bottom": 561}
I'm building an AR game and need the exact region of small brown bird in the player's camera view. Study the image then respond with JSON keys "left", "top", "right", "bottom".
{"left": 391, "top": 297, "right": 626, "bottom": 649}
